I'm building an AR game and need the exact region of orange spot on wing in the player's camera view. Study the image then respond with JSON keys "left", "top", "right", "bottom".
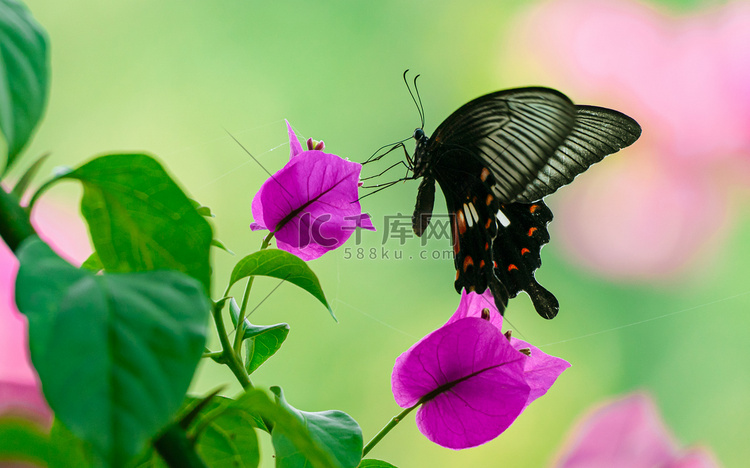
{"left": 463, "top": 256, "right": 474, "bottom": 272}
{"left": 457, "top": 210, "right": 467, "bottom": 235}
{"left": 508, "top": 264, "right": 519, "bottom": 272}
{"left": 455, "top": 270, "right": 460, "bottom": 281}
{"left": 493, "top": 261, "right": 498, "bottom": 269}
{"left": 485, "top": 218, "right": 492, "bottom": 229}
{"left": 484, "top": 242, "right": 489, "bottom": 250}
{"left": 485, "top": 194, "right": 494, "bottom": 206}
{"left": 479, "top": 260, "right": 485, "bottom": 269}
{"left": 528, "top": 227, "right": 538, "bottom": 236}
{"left": 530, "top": 204, "right": 540, "bottom": 213}
{"left": 480, "top": 167, "right": 490, "bottom": 182}
{"left": 521, "top": 248, "right": 530, "bottom": 255}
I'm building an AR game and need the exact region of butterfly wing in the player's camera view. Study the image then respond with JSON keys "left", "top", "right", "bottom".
{"left": 492, "top": 201, "right": 558, "bottom": 319}
{"left": 427, "top": 87, "right": 579, "bottom": 202}
{"left": 415, "top": 87, "right": 641, "bottom": 318}
{"left": 512, "top": 105, "right": 642, "bottom": 202}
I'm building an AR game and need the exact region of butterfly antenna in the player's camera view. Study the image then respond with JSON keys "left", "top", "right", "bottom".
{"left": 413, "top": 74, "right": 425, "bottom": 129}
{"left": 403, "top": 69, "right": 424, "bottom": 128}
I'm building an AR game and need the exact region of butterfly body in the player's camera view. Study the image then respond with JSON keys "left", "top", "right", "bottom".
{"left": 408, "top": 87, "right": 641, "bottom": 319}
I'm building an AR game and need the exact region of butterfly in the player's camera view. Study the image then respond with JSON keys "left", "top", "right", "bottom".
{"left": 406, "top": 86, "right": 641, "bottom": 319}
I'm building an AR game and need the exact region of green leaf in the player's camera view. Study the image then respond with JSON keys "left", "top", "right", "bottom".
{"left": 15, "top": 236, "right": 209, "bottom": 466}
{"left": 47, "top": 419, "right": 97, "bottom": 467}
{"left": 211, "top": 238, "right": 234, "bottom": 255}
{"left": 271, "top": 387, "right": 363, "bottom": 468}
{"left": 0, "top": 417, "right": 48, "bottom": 465}
{"left": 189, "top": 198, "right": 214, "bottom": 218}
{"left": 0, "top": 0, "right": 49, "bottom": 175}
{"left": 193, "top": 401, "right": 260, "bottom": 468}
{"left": 229, "top": 249, "right": 333, "bottom": 318}
{"left": 63, "top": 153, "right": 212, "bottom": 292}
{"left": 11, "top": 152, "right": 49, "bottom": 198}
{"left": 186, "top": 394, "right": 268, "bottom": 437}
{"left": 228, "top": 298, "right": 290, "bottom": 374}
{"left": 231, "top": 389, "right": 337, "bottom": 467}
{"left": 357, "top": 460, "right": 398, "bottom": 468}
{"left": 80, "top": 251, "right": 103, "bottom": 272}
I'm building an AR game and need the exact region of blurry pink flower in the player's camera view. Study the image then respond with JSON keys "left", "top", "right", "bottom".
{"left": 513, "top": 0, "right": 750, "bottom": 279}
{"left": 0, "top": 196, "right": 90, "bottom": 426}
{"left": 551, "top": 392, "right": 720, "bottom": 468}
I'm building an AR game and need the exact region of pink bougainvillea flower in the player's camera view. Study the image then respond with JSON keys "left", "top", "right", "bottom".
{"left": 391, "top": 291, "right": 569, "bottom": 449}
{"left": 510, "top": 0, "right": 750, "bottom": 279}
{"left": 250, "top": 121, "right": 375, "bottom": 261}
{"left": 552, "top": 393, "right": 720, "bottom": 468}
{"left": 0, "top": 198, "right": 90, "bottom": 427}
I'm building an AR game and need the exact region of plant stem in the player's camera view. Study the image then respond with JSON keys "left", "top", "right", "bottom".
{"left": 212, "top": 300, "right": 252, "bottom": 389}
{"left": 362, "top": 404, "right": 418, "bottom": 457}
{"left": 0, "top": 186, "right": 35, "bottom": 252}
{"left": 232, "top": 231, "right": 274, "bottom": 353}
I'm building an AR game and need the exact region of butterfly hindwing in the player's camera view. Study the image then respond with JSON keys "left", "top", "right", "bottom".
{"left": 492, "top": 201, "right": 558, "bottom": 319}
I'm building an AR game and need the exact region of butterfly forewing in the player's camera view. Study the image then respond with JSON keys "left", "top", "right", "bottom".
{"left": 426, "top": 88, "right": 579, "bottom": 202}
{"left": 513, "top": 105, "right": 643, "bottom": 202}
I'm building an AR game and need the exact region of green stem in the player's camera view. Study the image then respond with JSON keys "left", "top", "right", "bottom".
{"left": 0, "top": 186, "right": 35, "bottom": 252}
{"left": 231, "top": 231, "right": 274, "bottom": 352}
{"left": 212, "top": 300, "right": 252, "bottom": 389}
{"left": 362, "top": 404, "right": 418, "bottom": 457}
{"left": 232, "top": 276, "right": 254, "bottom": 354}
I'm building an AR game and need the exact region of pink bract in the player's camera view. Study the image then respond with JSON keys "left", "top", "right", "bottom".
{"left": 391, "top": 291, "right": 569, "bottom": 449}
{"left": 250, "top": 121, "right": 375, "bottom": 261}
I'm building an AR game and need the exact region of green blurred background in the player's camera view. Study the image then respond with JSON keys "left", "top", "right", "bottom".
{"left": 15, "top": 0, "right": 750, "bottom": 466}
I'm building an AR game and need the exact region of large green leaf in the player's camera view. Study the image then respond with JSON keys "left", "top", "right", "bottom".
{"left": 271, "top": 387, "right": 363, "bottom": 468}
{"left": 15, "top": 236, "right": 209, "bottom": 466}
{"left": 228, "top": 298, "right": 290, "bottom": 374}
{"left": 63, "top": 153, "right": 212, "bottom": 292}
{"left": 0, "top": 0, "right": 48, "bottom": 175}
{"left": 229, "top": 249, "right": 333, "bottom": 317}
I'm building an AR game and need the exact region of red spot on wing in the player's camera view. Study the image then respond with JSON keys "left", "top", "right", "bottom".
{"left": 521, "top": 248, "right": 530, "bottom": 255}
{"left": 508, "top": 264, "right": 519, "bottom": 272}
{"left": 484, "top": 242, "right": 489, "bottom": 250}
{"left": 480, "top": 167, "right": 490, "bottom": 182}
{"left": 463, "top": 256, "right": 474, "bottom": 272}
{"left": 479, "top": 259, "right": 485, "bottom": 269}
{"left": 528, "top": 227, "right": 538, "bottom": 236}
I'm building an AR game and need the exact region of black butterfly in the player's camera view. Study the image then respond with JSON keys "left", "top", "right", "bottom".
{"left": 404, "top": 85, "right": 641, "bottom": 319}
